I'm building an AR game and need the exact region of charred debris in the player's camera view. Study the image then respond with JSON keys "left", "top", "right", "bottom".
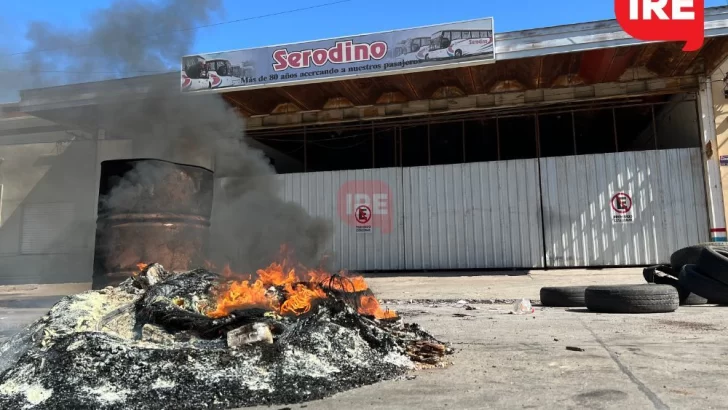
{"left": 0, "top": 263, "right": 451, "bottom": 410}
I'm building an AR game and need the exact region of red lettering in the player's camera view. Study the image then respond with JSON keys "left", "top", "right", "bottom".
{"left": 270, "top": 40, "right": 390, "bottom": 71}
{"left": 370, "top": 41, "right": 387, "bottom": 59}
{"left": 344, "top": 41, "right": 352, "bottom": 61}
{"left": 272, "top": 49, "right": 288, "bottom": 71}
{"left": 301, "top": 50, "right": 312, "bottom": 67}
{"left": 288, "top": 51, "right": 302, "bottom": 68}
{"left": 353, "top": 44, "right": 369, "bottom": 60}
{"left": 328, "top": 42, "right": 344, "bottom": 63}
{"left": 312, "top": 49, "right": 328, "bottom": 66}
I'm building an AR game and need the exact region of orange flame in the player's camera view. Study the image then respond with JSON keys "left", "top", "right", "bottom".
{"left": 359, "top": 295, "right": 398, "bottom": 319}
{"left": 207, "top": 250, "right": 396, "bottom": 320}
{"left": 136, "top": 263, "right": 148, "bottom": 272}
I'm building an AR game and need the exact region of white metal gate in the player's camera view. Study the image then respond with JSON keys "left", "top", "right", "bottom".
{"left": 540, "top": 148, "right": 709, "bottom": 267}
{"left": 278, "top": 168, "right": 405, "bottom": 272}
{"left": 402, "top": 161, "right": 544, "bottom": 269}
{"left": 278, "top": 148, "right": 709, "bottom": 271}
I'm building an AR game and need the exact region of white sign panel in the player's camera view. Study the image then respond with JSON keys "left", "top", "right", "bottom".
{"left": 610, "top": 191, "right": 634, "bottom": 224}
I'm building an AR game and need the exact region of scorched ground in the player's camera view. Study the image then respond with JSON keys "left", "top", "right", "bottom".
{"left": 0, "top": 261, "right": 451, "bottom": 410}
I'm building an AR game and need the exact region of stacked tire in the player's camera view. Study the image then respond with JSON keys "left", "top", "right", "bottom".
{"left": 676, "top": 246, "right": 728, "bottom": 305}
{"left": 539, "top": 243, "right": 728, "bottom": 313}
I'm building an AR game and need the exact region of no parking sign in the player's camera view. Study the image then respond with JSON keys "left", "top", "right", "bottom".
{"left": 611, "top": 192, "right": 634, "bottom": 224}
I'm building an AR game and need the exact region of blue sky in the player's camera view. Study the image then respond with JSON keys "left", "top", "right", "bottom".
{"left": 3, "top": 0, "right": 727, "bottom": 56}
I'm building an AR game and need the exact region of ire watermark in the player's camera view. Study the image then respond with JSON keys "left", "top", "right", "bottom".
{"left": 336, "top": 180, "right": 393, "bottom": 234}
{"left": 615, "top": 0, "right": 705, "bottom": 51}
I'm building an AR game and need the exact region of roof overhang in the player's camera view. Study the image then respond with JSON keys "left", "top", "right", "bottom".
{"left": 16, "top": 6, "right": 728, "bottom": 131}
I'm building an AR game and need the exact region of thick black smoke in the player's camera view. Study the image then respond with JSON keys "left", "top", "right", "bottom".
{"left": 8, "top": 0, "right": 333, "bottom": 274}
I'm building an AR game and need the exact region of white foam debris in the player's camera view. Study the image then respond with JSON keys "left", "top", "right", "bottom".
{"left": 282, "top": 347, "right": 341, "bottom": 377}
{"left": 0, "top": 372, "right": 53, "bottom": 409}
{"left": 151, "top": 378, "right": 176, "bottom": 389}
{"left": 81, "top": 384, "right": 131, "bottom": 405}
{"left": 21, "top": 384, "right": 52, "bottom": 408}
{"left": 383, "top": 351, "right": 416, "bottom": 369}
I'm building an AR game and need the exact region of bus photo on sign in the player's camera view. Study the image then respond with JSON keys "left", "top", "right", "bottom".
{"left": 180, "top": 17, "right": 495, "bottom": 93}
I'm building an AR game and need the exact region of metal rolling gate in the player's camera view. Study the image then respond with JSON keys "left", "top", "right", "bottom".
{"left": 279, "top": 148, "right": 709, "bottom": 271}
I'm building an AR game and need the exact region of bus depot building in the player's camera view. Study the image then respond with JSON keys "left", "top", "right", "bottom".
{"left": 4, "top": 8, "right": 728, "bottom": 284}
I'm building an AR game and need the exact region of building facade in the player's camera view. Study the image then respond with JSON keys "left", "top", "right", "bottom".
{"left": 3, "top": 8, "right": 728, "bottom": 283}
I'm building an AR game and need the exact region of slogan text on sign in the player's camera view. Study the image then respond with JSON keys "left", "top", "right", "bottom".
{"left": 614, "top": 0, "right": 705, "bottom": 51}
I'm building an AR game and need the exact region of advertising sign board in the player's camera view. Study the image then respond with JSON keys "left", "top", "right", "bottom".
{"left": 181, "top": 18, "right": 495, "bottom": 92}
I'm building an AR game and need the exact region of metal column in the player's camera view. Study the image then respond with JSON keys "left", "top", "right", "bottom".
{"left": 698, "top": 76, "right": 727, "bottom": 242}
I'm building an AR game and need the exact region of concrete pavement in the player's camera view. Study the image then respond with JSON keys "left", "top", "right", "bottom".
{"left": 5, "top": 267, "right": 727, "bottom": 410}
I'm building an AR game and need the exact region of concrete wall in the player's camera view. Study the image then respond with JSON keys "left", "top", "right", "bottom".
{"left": 0, "top": 112, "right": 132, "bottom": 284}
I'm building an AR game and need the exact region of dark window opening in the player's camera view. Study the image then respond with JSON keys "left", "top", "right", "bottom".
{"left": 401, "top": 124, "right": 429, "bottom": 167}
{"left": 574, "top": 109, "right": 616, "bottom": 155}
{"left": 464, "top": 119, "right": 498, "bottom": 163}
{"left": 615, "top": 105, "right": 656, "bottom": 152}
{"left": 538, "top": 112, "right": 575, "bottom": 158}
{"left": 305, "top": 128, "right": 373, "bottom": 172}
{"left": 250, "top": 134, "right": 305, "bottom": 174}
{"left": 655, "top": 99, "right": 701, "bottom": 149}
{"left": 373, "top": 126, "right": 396, "bottom": 168}
{"left": 499, "top": 115, "right": 536, "bottom": 160}
{"left": 430, "top": 122, "right": 464, "bottom": 165}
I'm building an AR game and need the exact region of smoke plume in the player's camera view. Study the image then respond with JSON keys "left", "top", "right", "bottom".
{"left": 12, "top": 0, "right": 333, "bottom": 275}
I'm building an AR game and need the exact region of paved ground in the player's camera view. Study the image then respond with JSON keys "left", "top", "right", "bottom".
{"left": 0, "top": 268, "right": 645, "bottom": 303}
{"left": 3, "top": 268, "right": 728, "bottom": 409}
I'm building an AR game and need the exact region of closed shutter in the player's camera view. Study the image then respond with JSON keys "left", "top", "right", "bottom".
{"left": 21, "top": 202, "right": 80, "bottom": 254}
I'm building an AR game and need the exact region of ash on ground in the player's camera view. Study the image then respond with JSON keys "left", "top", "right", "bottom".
{"left": 0, "top": 264, "right": 451, "bottom": 410}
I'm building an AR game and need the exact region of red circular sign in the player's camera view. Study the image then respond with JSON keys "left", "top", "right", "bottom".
{"left": 611, "top": 192, "right": 632, "bottom": 214}
{"left": 354, "top": 205, "right": 372, "bottom": 224}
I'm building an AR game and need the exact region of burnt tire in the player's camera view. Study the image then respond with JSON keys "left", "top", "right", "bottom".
{"left": 643, "top": 264, "right": 678, "bottom": 283}
{"left": 671, "top": 243, "right": 728, "bottom": 272}
{"left": 539, "top": 286, "right": 587, "bottom": 307}
{"left": 678, "top": 264, "right": 728, "bottom": 304}
{"left": 695, "top": 247, "right": 728, "bottom": 286}
{"left": 584, "top": 284, "right": 679, "bottom": 314}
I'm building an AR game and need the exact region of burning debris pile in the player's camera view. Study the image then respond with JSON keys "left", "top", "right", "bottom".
{"left": 0, "top": 260, "right": 451, "bottom": 410}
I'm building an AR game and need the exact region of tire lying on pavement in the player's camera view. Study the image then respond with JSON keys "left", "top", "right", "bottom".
{"left": 585, "top": 284, "right": 679, "bottom": 313}
{"left": 678, "top": 264, "right": 728, "bottom": 305}
{"left": 695, "top": 247, "right": 728, "bottom": 286}
{"left": 642, "top": 264, "right": 678, "bottom": 283}
{"left": 642, "top": 265, "right": 707, "bottom": 305}
{"left": 539, "top": 286, "right": 587, "bottom": 307}
{"left": 671, "top": 243, "right": 728, "bottom": 272}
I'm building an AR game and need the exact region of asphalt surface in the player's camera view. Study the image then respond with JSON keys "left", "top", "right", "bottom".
{"left": 2, "top": 269, "right": 727, "bottom": 409}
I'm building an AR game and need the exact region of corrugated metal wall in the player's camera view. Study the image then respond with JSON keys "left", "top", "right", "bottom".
{"left": 277, "top": 148, "right": 708, "bottom": 271}
{"left": 402, "top": 161, "right": 544, "bottom": 269}
{"left": 540, "top": 148, "right": 709, "bottom": 267}
{"left": 278, "top": 168, "right": 405, "bottom": 271}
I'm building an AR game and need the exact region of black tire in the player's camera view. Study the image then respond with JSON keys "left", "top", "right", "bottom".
{"left": 683, "top": 293, "right": 709, "bottom": 305}
{"left": 642, "top": 264, "right": 677, "bottom": 283}
{"left": 641, "top": 269, "right": 707, "bottom": 305}
{"left": 695, "top": 247, "right": 728, "bottom": 286}
{"left": 678, "top": 265, "right": 728, "bottom": 304}
{"left": 424, "top": 54, "right": 429, "bottom": 61}
{"left": 671, "top": 243, "right": 728, "bottom": 272}
{"left": 454, "top": 49, "right": 462, "bottom": 58}
{"left": 539, "top": 286, "right": 587, "bottom": 307}
{"left": 585, "top": 284, "right": 679, "bottom": 314}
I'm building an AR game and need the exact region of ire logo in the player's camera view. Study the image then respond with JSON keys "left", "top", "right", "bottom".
{"left": 615, "top": 0, "right": 705, "bottom": 51}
